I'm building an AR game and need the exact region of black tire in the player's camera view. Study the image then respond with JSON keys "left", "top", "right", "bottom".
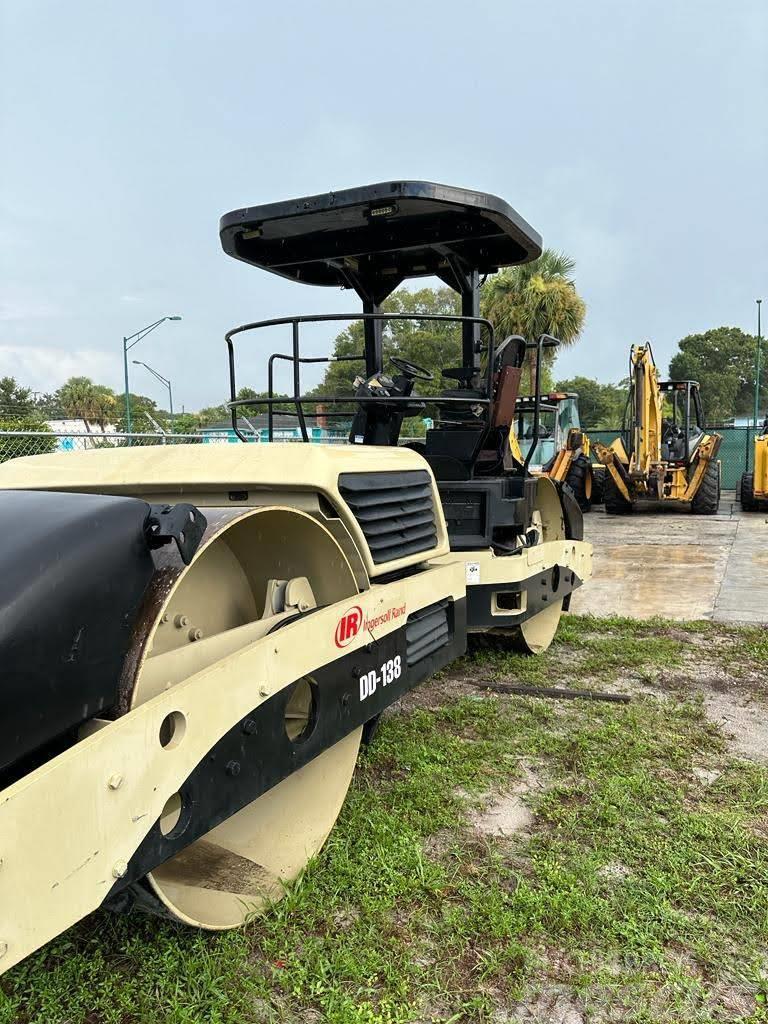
{"left": 740, "top": 472, "right": 758, "bottom": 511}
{"left": 602, "top": 470, "right": 633, "bottom": 514}
{"left": 590, "top": 466, "right": 605, "bottom": 506}
{"left": 564, "top": 453, "right": 593, "bottom": 512}
{"left": 690, "top": 458, "right": 720, "bottom": 515}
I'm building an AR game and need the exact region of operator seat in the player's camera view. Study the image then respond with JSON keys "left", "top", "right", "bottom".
{"left": 422, "top": 335, "right": 526, "bottom": 480}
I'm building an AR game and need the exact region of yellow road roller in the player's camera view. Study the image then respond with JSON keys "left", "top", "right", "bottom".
{"left": 0, "top": 181, "right": 591, "bottom": 974}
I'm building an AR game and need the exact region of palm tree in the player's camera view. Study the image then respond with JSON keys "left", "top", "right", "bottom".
{"left": 57, "top": 380, "right": 99, "bottom": 436}
{"left": 90, "top": 386, "right": 117, "bottom": 432}
{"left": 481, "top": 249, "right": 587, "bottom": 392}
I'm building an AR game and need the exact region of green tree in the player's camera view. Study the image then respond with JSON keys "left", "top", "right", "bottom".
{"left": 553, "top": 375, "right": 628, "bottom": 428}
{"left": 0, "top": 376, "right": 56, "bottom": 462}
{"left": 0, "top": 376, "right": 35, "bottom": 418}
{"left": 481, "top": 249, "right": 587, "bottom": 391}
{"left": 318, "top": 286, "right": 461, "bottom": 398}
{"left": 668, "top": 327, "right": 757, "bottom": 424}
{"left": 170, "top": 412, "right": 201, "bottom": 434}
{"left": 34, "top": 391, "right": 65, "bottom": 418}
{"left": 113, "top": 391, "right": 162, "bottom": 432}
{"left": 315, "top": 287, "right": 461, "bottom": 436}
{"left": 198, "top": 403, "right": 230, "bottom": 426}
{"left": 57, "top": 377, "right": 117, "bottom": 433}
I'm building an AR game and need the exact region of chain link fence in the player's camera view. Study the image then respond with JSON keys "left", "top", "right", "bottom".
{"left": 0, "top": 431, "right": 205, "bottom": 463}
{"left": 0, "top": 430, "right": 425, "bottom": 463}
{"left": 585, "top": 426, "right": 758, "bottom": 490}
{"left": 2, "top": 427, "right": 757, "bottom": 489}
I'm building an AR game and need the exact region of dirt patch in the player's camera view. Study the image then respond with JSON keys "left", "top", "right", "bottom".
{"left": 493, "top": 992, "right": 586, "bottom": 1023}
{"left": 471, "top": 793, "right": 534, "bottom": 837}
{"left": 392, "top": 669, "right": 472, "bottom": 713}
{"left": 470, "top": 761, "right": 546, "bottom": 838}
{"left": 692, "top": 766, "right": 722, "bottom": 785}
{"left": 701, "top": 691, "right": 767, "bottom": 764}
{"left": 619, "top": 662, "right": 767, "bottom": 764}
{"left": 596, "top": 861, "right": 631, "bottom": 883}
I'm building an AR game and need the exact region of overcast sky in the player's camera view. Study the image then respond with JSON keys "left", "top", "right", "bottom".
{"left": 1, "top": 0, "right": 766, "bottom": 411}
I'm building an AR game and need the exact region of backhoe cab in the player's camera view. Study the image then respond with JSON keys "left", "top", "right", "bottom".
{"left": 594, "top": 343, "right": 722, "bottom": 514}
{"left": 0, "top": 182, "right": 590, "bottom": 974}
{"left": 514, "top": 392, "right": 600, "bottom": 511}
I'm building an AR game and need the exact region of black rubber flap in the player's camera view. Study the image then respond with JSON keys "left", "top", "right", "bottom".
{"left": 0, "top": 490, "right": 155, "bottom": 775}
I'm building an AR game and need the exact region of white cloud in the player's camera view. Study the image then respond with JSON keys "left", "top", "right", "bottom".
{"left": 0, "top": 345, "right": 116, "bottom": 393}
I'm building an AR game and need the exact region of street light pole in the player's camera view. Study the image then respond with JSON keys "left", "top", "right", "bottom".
{"left": 755, "top": 300, "right": 763, "bottom": 432}
{"left": 132, "top": 360, "right": 174, "bottom": 429}
{"left": 122, "top": 316, "right": 182, "bottom": 435}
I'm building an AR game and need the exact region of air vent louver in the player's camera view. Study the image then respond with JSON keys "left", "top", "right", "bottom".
{"left": 406, "top": 599, "right": 450, "bottom": 666}
{"left": 338, "top": 470, "right": 438, "bottom": 564}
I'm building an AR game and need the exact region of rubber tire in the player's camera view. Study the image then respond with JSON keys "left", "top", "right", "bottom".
{"left": 590, "top": 467, "right": 605, "bottom": 506}
{"left": 564, "top": 454, "right": 593, "bottom": 512}
{"left": 740, "top": 472, "right": 758, "bottom": 511}
{"left": 691, "top": 458, "right": 720, "bottom": 515}
{"left": 603, "top": 470, "right": 633, "bottom": 514}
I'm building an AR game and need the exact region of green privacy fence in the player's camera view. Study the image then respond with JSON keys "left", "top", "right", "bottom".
{"left": 585, "top": 426, "right": 757, "bottom": 490}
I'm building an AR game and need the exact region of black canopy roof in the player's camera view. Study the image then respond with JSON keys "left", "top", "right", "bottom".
{"left": 219, "top": 181, "right": 542, "bottom": 302}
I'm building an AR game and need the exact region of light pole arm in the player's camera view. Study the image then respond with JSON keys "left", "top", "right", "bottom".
{"left": 125, "top": 318, "right": 170, "bottom": 351}
{"left": 135, "top": 361, "right": 171, "bottom": 389}
{"left": 133, "top": 360, "right": 174, "bottom": 427}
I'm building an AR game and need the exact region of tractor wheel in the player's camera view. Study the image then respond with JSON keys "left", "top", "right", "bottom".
{"left": 124, "top": 507, "right": 362, "bottom": 930}
{"left": 691, "top": 458, "right": 720, "bottom": 515}
{"left": 740, "top": 472, "right": 758, "bottom": 511}
{"left": 590, "top": 467, "right": 605, "bottom": 506}
{"left": 602, "top": 471, "right": 633, "bottom": 514}
{"left": 564, "top": 454, "right": 593, "bottom": 512}
{"left": 508, "top": 476, "right": 565, "bottom": 655}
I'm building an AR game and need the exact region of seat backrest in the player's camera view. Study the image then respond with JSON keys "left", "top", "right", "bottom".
{"left": 494, "top": 335, "right": 526, "bottom": 372}
{"left": 491, "top": 365, "right": 522, "bottom": 427}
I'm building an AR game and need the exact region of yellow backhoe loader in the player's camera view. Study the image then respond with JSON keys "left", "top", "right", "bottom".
{"left": 593, "top": 343, "right": 721, "bottom": 514}
{"left": 740, "top": 423, "right": 768, "bottom": 509}
{"left": 0, "top": 181, "right": 591, "bottom": 974}
{"left": 513, "top": 392, "right": 602, "bottom": 511}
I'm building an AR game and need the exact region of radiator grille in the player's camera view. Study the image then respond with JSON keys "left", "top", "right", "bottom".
{"left": 406, "top": 599, "right": 450, "bottom": 666}
{"left": 338, "top": 470, "right": 437, "bottom": 564}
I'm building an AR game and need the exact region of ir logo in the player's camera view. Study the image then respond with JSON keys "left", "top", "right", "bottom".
{"left": 334, "top": 605, "right": 364, "bottom": 648}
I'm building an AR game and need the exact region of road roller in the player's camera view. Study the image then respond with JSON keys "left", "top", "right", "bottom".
{"left": 0, "top": 181, "right": 591, "bottom": 974}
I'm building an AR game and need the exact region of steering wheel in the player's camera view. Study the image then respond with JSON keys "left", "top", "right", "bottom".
{"left": 390, "top": 356, "right": 434, "bottom": 381}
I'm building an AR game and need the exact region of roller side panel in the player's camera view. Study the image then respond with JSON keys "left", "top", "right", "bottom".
{"left": 0, "top": 556, "right": 465, "bottom": 974}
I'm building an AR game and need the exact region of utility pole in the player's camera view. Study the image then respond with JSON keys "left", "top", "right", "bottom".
{"left": 755, "top": 299, "right": 763, "bottom": 431}
{"left": 132, "top": 360, "right": 175, "bottom": 429}
{"left": 122, "top": 316, "right": 182, "bottom": 435}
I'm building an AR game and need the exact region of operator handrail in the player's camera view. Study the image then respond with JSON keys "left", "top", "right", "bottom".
{"left": 226, "top": 311, "right": 496, "bottom": 443}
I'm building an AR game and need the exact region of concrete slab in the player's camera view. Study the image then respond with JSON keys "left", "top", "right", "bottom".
{"left": 569, "top": 494, "right": 768, "bottom": 624}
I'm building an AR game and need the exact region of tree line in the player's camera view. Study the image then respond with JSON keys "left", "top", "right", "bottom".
{"left": 1, "top": 247, "right": 760, "bottom": 438}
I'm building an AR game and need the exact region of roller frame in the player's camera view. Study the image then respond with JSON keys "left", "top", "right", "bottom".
{"left": 436, "top": 539, "right": 591, "bottom": 632}
{"left": 0, "top": 545, "right": 465, "bottom": 974}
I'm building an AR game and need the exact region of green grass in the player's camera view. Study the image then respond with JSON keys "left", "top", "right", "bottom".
{"left": 2, "top": 616, "right": 767, "bottom": 1023}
